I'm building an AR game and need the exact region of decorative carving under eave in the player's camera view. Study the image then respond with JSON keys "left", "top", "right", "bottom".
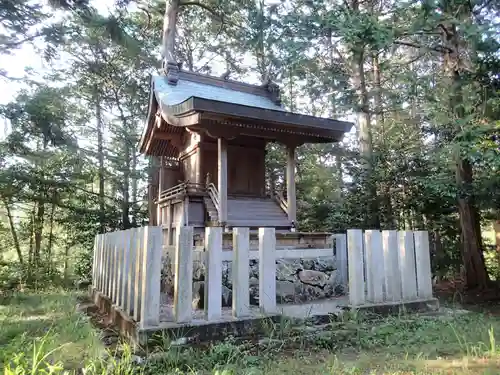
{"left": 163, "top": 59, "right": 179, "bottom": 85}
{"left": 261, "top": 79, "right": 282, "bottom": 106}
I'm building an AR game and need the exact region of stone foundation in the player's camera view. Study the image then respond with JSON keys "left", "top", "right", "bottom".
{"left": 193, "top": 231, "right": 333, "bottom": 249}
{"left": 161, "top": 253, "right": 345, "bottom": 309}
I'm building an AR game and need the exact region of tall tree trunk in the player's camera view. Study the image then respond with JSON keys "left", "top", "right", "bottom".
{"left": 372, "top": 53, "right": 395, "bottom": 228}
{"left": 162, "top": 0, "right": 180, "bottom": 62}
{"left": 441, "top": 13, "right": 488, "bottom": 288}
{"left": 3, "top": 197, "right": 23, "bottom": 265}
{"left": 456, "top": 157, "right": 488, "bottom": 287}
{"left": 131, "top": 150, "right": 138, "bottom": 223}
{"left": 47, "top": 198, "right": 56, "bottom": 272}
{"left": 95, "top": 88, "right": 105, "bottom": 233}
{"left": 63, "top": 244, "right": 70, "bottom": 284}
{"left": 122, "top": 139, "right": 131, "bottom": 229}
{"left": 28, "top": 206, "right": 35, "bottom": 282}
{"left": 34, "top": 200, "right": 44, "bottom": 267}
{"left": 115, "top": 100, "right": 131, "bottom": 229}
{"left": 352, "top": 48, "right": 379, "bottom": 228}
{"left": 494, "top": 220, "right": 500, "bottom": 267}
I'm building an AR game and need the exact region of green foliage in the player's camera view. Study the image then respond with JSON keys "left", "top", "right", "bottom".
{"left": 0, "top": 0, "right": 499, "bottom": 287}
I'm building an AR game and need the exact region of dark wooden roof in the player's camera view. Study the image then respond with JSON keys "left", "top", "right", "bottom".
{"left": 138, "top": 71, "right": 353, "bottom": 155}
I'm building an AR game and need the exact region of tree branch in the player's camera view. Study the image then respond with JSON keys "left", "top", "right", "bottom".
{"left": 179, "top": 1, "right": 242, "bottom": 29}
{"left": 179, "top": 1, "right": 222, "bottom": 20}
{"left": 394, "top": 40, "right": 452, "bottom": 54}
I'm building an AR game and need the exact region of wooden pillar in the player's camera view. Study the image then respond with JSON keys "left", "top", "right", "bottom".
{"left": 196, "top": 141, "right": 203, "bottom": 184}
{"left": 183, "top": 196, "right": 189, "bottom": 226}
{"left": 167, "top": 203, "right": 174, "bottom": 245}
{"left": 218, "top": 138, "right": 228, "bottom": 225}
{"left": 286, "top": 145, "right": 297, "bottom": 224}
{"left": 157, "top": 157, "right": 164, "bottom": 226}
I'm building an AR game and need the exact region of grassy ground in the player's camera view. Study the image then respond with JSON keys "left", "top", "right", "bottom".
{"left": 2, "top": 290, "right": 500, "bottom": 374}
{"left": 0, "top": 290, "right": 103, "bottom": 371}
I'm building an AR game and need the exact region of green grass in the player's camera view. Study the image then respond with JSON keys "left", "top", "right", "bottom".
{"left": 0, "top": 290, "right": 103, "bottom": 371}
{"left": 3, "top": 290, "right": 500, "bottom": 374}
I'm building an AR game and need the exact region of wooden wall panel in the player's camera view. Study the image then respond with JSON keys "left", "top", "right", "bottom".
{"left": 201, "top": 140, "right": 266, "bottom": 196}
{"left": 188, "top": 201, "right": 205, "bottom": 226}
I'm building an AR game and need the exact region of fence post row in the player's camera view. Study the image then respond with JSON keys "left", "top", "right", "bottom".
{"left": 348, "top": 229, "right": 433, "bottom": 306}
{"left": 92, "top": 227, "right": 162, "bottom": 328}
{"left": 90, "top": 226, "right": 433, "bottom": 327}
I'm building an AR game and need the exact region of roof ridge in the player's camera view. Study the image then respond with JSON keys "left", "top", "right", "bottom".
{"left": 174, "top": 71, "right": 282, "bottom": 105}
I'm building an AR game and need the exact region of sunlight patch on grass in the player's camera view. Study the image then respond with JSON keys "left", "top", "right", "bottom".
{"left": 0, "top": 289, "right": 102, "bottom": 369}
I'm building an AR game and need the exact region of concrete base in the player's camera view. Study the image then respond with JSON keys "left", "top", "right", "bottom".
{"left": 89, "top": 288, "right": 438, "bottom": 346}
{"left": 349, "top": 298, "right": 440, "bottom": 315}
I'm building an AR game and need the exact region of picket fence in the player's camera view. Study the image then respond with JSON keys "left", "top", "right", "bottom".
{"left": 91, "top": 227, "right": 433, "bottom": 328}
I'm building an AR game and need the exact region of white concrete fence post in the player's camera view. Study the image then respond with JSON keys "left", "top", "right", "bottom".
{"left": 347, "top": 229, "right": 365, "bottom": 306}
{"left": 232, "top": 227, "right": 250, "bottom": 318}
{"left": 365, "top": 230, "right": 384, "bottom": 303}
{"left": 173, "top": 226, "right": 194, "bottom": 323}
{"left": 108, "top": 232, "right": 117, "bottom": 302}
{"left": 98, "top": 234, "right": 105, "bottom": 293}
{"left": 125, "top": 228, "right": 137, "bottom": 316}
{"left": 382, "top": 230, "right": 401, "bottom": 302}
{"left": 259, "top": 227, "right": 276, "bottom": 314}
{"left": 204, "top": 227, "right": 223, "bottom": 321}
{"left": 140, "top": 226, "right": 163, "bottom": 328}
{"left": 398, "top": 231, "right": 418, "bottom": 301}
{"left": 115, "top": 232, "right": 124, "bottom": 306}
{"left": 117, "top": 229, "right": 130, "bottom": 310}
{"left": 92, "top": 235, "right": 98, "bottom": 290}
{"left": 335, "top": 233, "right": 348, "bottom": 289}
{"left": 113, "top": 232, "right": 122, "bottom": 304}
{"left": 104, "top": 234, "right": 111, "bottom": 298}
{"left": 93, "top": 234, "right": 101, "bottom": 291}
{"left": 133, "top": 228, "right": 144, "bottom": 321}
{"left": 414, "top": 231, "right": 433, "bottom": 299}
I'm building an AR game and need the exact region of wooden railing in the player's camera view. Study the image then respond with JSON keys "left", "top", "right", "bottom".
{"left": 158, "top": 182, "right": 205, "bottom": 202}
{"left": 274, "top": 191, "right": 288, "bottom": 214}
{"left": 207, "top": 182, "right": 220, "bottom": 214}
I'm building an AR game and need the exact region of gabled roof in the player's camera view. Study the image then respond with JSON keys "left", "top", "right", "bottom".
{"left": 153, "top": 74, "right": 285, "bottom": 112}
{"left": 138, "top": 69, "right": 354, "bottom": 155}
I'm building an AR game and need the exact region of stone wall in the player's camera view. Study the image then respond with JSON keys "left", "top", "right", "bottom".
{"left": 161, "top": 253, "right": 346, "bottom": 309}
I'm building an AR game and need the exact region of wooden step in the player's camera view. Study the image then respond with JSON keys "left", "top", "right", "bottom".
{"left": 226, "top": 219, "right": 291, "bottom": 227}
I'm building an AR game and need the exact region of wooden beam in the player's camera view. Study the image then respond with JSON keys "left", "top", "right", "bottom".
{"left": 218, "top": 138, "right": 228, "bottom": 224}
{"left": 286, "top": 145, "right": 297, "bottom": 224}
{"left": 158, "top": 109, "right": 200, "bottom": 127}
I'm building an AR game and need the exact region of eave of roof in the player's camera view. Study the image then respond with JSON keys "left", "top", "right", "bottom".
{"left": 138, "top": 73, "right": 354, "bottom": 154}
{"left": 158, "top": 96, "right": 353, "bottom": 135}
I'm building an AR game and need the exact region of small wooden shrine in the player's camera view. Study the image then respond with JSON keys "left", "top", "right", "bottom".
{"left": 138, "top": 62, "right": 353, "bottom": 239}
